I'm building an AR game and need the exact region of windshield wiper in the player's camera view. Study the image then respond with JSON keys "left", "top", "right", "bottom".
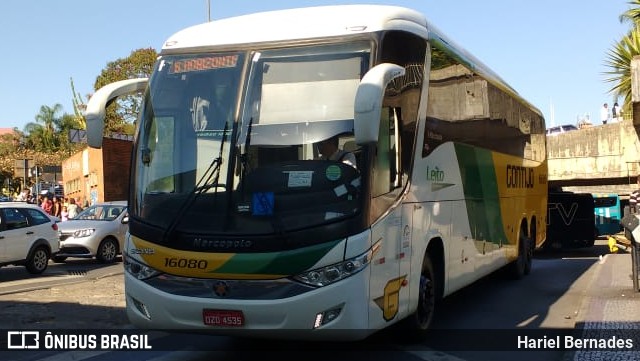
{"left": 238, "top": 117, "right": 253, "bottom": 195}
{"left": 161, "top": 121, "right": 229, "bottom": 243}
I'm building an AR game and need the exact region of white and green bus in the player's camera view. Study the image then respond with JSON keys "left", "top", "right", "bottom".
{"left": 85, "top": 5, "right": 547, "bottom": 340}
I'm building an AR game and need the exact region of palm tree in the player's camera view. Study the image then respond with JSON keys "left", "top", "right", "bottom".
{"left": 620, "top": 0, "right": 640, "bottom": 27}
{"left": 33, "top": 104, "right": 63, "bottom": 151}
{"left": 604, "top": 1, "right": 640, "bottom": 114}
{"left": 603, "top": 29, "right": 640, "bottom": 110}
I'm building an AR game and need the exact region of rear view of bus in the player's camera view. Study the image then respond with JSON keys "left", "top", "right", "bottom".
{"left": 593, "top": 193, "right": 622, "bottom": 236}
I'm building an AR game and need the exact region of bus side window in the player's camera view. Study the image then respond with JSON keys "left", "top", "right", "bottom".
{"left": 372, "top": 107, "right": 395, "bottom": 197}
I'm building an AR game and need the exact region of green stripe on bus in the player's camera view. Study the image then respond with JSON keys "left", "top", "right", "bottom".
{"left": 455, "top": 143, "right": 509, "bottom": 245}
{"left": 212, "top": 239, "right": 343, "bottom": 275}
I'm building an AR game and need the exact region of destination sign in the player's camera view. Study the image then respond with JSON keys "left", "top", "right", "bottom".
{"left": 169, "top": 55, "right": 238, "bottom": 74}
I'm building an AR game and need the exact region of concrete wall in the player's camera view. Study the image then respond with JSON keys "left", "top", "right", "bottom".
{"left": 547, "top": 118, "right": 640, "bottom": 194}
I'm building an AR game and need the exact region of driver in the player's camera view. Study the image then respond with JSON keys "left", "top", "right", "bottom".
{"left": 316, "top": 135, "right": 356, "bottom": 169}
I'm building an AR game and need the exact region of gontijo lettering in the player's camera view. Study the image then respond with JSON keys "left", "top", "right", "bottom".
{"left": 506, "top": 164, "right": 534, "bottom": 188}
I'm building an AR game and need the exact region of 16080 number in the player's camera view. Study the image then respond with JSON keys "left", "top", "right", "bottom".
{"left": 164, "top": 257, "right": 208, "bottom": 269}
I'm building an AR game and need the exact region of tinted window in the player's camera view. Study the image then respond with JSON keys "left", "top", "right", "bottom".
{"left": 594, "top": 197, "right": 617, "bottom": 208}
{"left": 424, "top": 43, "right": 545, "bottom": 161}
{"left": 23, "top": 208, "right": 50, "bottom": 225}
{"left": 1, "top": 208, "right": 29, "bottom": 230}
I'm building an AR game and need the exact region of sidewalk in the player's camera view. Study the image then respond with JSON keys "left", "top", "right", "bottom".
{"left": 564, "top": 247, "right": 640, "bottom": 360}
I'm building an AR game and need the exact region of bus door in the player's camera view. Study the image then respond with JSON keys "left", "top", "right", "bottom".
{"left": 367, "top": 107, "right": 407, "bottom": 327}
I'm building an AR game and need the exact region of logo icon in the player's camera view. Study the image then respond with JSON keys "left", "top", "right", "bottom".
{"left": 7, "top": 331, "right": 39, "bottom": 349}
{"left": 213, "top": 281, "right": 230, "bottom": 297}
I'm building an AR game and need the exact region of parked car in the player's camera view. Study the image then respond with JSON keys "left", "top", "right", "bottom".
{"left": 55, "top": 201, "right": 128, "bottom": 263}
{"left": 0, "top": 202, "right": 60, "bottom": 274}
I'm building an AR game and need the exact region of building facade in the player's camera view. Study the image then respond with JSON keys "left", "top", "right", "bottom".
{"left": 62, "top": 138, "right": 132, "bottom": 206}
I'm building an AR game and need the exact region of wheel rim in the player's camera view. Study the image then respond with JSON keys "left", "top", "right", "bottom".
{"left": 416, "top": 272, "right": 435, "bottom": 328}
{"left": 101, "top": 241, "right": 117, "bottom": 261}
{"left": 33, "top": 249, "right": 48, "bottom": 271}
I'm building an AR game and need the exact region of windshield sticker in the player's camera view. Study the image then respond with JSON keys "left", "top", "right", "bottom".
{"left": 195, "top": 129, "right": 232, "bottom": 138}
{"left": 324, "top": 212, "right": 344, "bottom": 220}
{"left": 333, "top": 184, "right": 348, "bottom": 197}
{"left": 252, "top": 192, "right": 274, "bottom": 216}
{"left": 325, "top": 165, "right": 342, "bottom": 181}
{"left": 287, "top": 171, "right": 313, "bottom": 188}
{"left": 169, "top": 55, "right": 239, "bottom": 74}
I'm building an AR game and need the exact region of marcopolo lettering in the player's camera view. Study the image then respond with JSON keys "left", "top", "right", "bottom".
{"left": 193, "top": 238, "right": 253, "bottom": 249}
{"left": 506, "top": 165, "right": 534, "bottom": 188}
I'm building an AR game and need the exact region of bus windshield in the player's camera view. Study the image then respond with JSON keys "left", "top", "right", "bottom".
{"left": 132, "top": 42, "right": 370, "bottom": 239}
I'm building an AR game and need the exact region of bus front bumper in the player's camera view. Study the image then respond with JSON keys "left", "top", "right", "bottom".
{"left": 123, "top": 270, "right": 374, "bottom": 341}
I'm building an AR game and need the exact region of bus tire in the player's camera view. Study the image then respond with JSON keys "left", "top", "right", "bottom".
{"left": 509, "top": 232, "right": 529, "bottom": 279}
{"left": 523, "top": 235, "right": 533, "bottom": 275}
{"left": 407, "top": 255, "right": 437, "bottom": 330}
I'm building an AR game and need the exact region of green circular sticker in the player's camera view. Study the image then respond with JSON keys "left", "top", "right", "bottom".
{"left": 325, "top": 165, "right": 342, "bottom": 181}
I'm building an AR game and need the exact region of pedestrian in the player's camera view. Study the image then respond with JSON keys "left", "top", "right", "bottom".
{"left": 60, "top": 205, "right": 69, "bottom": 221}
{"left": 67, "top": 198, "right": 79, "bottom": 219}
{"left": 15, "top": 188, "right": 31, "bottom": 202}
{"left": 41, "top": 196, "right": 53, "bottom": 215}
{"left": 52, "top": 197, "right": 62, "bottom": 218}
{"left": 612, "top": 102, "right": 622, "bottom": 122}
{"left": 600, "top": 103, "right": 609, "bottom": 125}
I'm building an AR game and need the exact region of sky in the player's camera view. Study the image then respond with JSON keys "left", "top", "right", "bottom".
{"left": 0, "top": 0, "right": 632, "bottom": 130}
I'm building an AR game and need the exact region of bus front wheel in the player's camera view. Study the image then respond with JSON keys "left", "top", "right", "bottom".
{"left": 408, "top": 255, "right": 437, "bottom": 330}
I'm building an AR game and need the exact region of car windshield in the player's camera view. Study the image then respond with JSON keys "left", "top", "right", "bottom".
{"left": 74, "top": 204, "right": 126, "bottom": 221}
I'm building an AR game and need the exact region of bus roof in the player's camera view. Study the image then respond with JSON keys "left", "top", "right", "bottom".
{"left": 161, "top": 4, "right": 542, "bottom": 118}
{"left": 162, "top": 5, "right": 427, "bottom": 51}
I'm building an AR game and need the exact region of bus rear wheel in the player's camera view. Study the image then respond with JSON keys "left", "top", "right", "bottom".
{"left": 509, "top": 231, "right": 531, "bottom": 279}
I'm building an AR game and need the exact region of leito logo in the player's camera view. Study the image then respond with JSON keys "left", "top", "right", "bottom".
{"left": 7, "top": 331, "right": 39, "bottom": 349}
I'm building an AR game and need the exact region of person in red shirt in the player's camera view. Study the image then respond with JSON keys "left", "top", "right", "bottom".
{"left": 41, "top": 196, "right": 53, "bottom": 215}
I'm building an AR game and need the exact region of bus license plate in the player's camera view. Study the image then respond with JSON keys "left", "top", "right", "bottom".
{"left": 203, "top": 309, "right": 244, "bottom": 327}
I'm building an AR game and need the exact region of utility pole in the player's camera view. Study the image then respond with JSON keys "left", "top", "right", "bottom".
{"left": 207, "top": 0, "right": 211, "bottom": 22}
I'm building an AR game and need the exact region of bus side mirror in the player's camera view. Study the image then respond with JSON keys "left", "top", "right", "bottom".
{"left": 353, "top": 63, "right": 405, "bottom": 145}
{"left": 85, "top": 78, "right": 149, "bottom": 148}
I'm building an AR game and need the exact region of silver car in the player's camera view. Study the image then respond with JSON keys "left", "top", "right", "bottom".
{"left": 55, "top": 201, "right": 128, "bottom": 263}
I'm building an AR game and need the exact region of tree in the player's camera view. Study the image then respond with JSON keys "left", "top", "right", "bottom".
{"left": 603, "top": 29, "right": 640, "bottom": 111}
{"left": 24, "top": 104, "right": 64, "bottom": 152}
{"left": 604, "top": 1, "right": 640, "bottom": 115}
{"left": 70, "top": 77, "right": 87, "bottom": 129}
{"left": 620, "top": 0, "right": 640, "bottom": 27}
{"left": 93, "top": 47, "right": 157, "bottom": 135}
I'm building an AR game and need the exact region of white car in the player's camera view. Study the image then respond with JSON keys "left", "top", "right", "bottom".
{"left": 0, "top": 202, "right": 60, "bottom": 274}
{"left": 55, "top": 201, "right": 128, "bottom": 263}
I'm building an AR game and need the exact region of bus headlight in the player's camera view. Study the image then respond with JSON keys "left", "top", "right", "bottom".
{"left": 123, "top": 253, "right": 161, "bottom": 280}
{"left": 293, "top": 248, "right": 372, "bottom": 287}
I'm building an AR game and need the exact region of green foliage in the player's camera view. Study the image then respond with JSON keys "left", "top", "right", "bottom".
{"left": 93, "top": 47, "right": 157, "bottom": 135}
{"left": 70, "top": 77, "right": 87, "bottom": 129}
{"left": 604, "top": 30, "right": 640, "bottom": 107}
{"left": 604, "top": 2, "right": 640, "bottom": 115}
{"left": 1, "top": 48, "right": 156, "bottom": 194}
